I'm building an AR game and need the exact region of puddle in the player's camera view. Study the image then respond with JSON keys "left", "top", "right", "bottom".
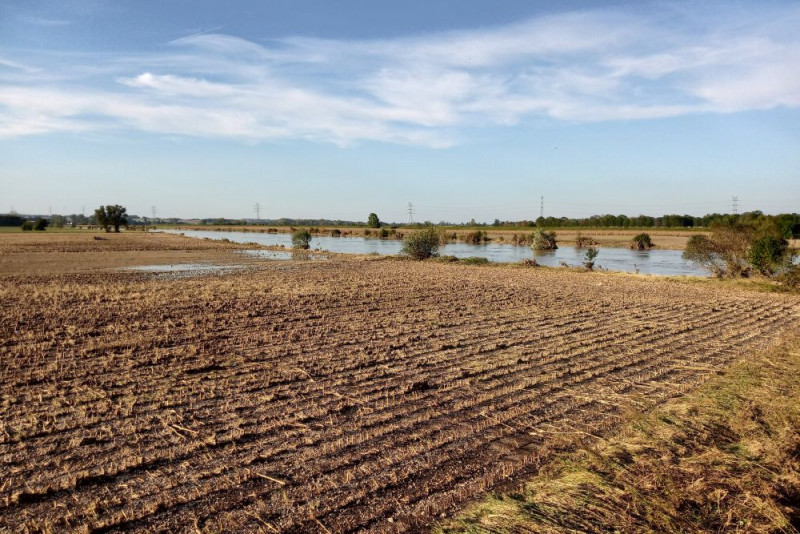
{"left": 238, "top": 249, "right": 327, "bottom": 261}
{"left": 120, "top": 263, "right": 243, "bottom": 276}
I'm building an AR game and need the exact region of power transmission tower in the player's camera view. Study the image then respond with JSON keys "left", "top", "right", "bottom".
{"left": 407, "top": 202, "right": 414, "bottom": 224}
{"left": 151, "top": 206, "right": 156, "bottom": 220}
{"left": 732, "top": 196, "right": 739, "bottom": 215}
{"left": 253, "top": 203, "right": 261, "bottom": 221}
{"left": 540, "top": 196, "right": 544, "bottom": 219}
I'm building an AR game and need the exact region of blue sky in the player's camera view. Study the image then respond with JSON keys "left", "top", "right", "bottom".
{"left": 1, "top": 0, "right": 798, "bottom": 222}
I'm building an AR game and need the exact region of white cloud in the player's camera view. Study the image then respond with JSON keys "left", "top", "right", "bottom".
{"left": 1, "top": 4, "right": 799, "bottom": 146}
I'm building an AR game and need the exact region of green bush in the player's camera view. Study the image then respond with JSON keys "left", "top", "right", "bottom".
{"left": 33, "top": 218, "right": 49, "bottom": 231}
{"left": 683, "top": 224, "right": 753, "bottom": 277}
{"left": 531, "top": 229, "right": 558, "bottom": 250}
{"left": 291, "top": 229, "right": 312, "bottom": 250}
{"left": 630, "top": 233, "right": 654, "bottom": 250}
{"left": 402, "top": 227, "right": 441, "bottom": 260}
{"left": 583, "top": 247, "right": 599, "bottom": 270}
{"left": 748, "top": 235, "right": 789, "bottom": 275}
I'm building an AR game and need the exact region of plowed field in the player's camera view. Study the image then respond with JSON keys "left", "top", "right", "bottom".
{"left": 2, "top": 244, "right": 798, "bottom": 532}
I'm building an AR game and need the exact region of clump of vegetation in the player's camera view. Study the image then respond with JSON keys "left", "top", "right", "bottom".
{"left": 748, "top": 235, "right": 790, "bottom": 276}
{"left": 630, "top": 233, "right": 654, "bottom": 250}
{"left": 531, "top": 229, "right": 558, "bottom": 250}
{"left": 20, "top": 220, "right": 34, "bottom": 231}
{"left": 683, "top": 222, "right": 795, "bottom": 280}
{"left": 462, "top": 231, "right": 489, "bottom": 244}
{"left": 94, "top": 205, "right": 127, "bottom": 233}
{"left": 575, "top": 233, "right": 597, "bottom": 248}
{"left": 379, "top": 228, "right": 390, "bottom": 238}
{"left": 520, "top": 258, "right": 538, "bottom": 267}
{"left": 402, "top": 227, "right": 441, "bottom": 260}
{"left": 435, "top": 255, "right": 459, "bottom": 263}
{"left": 367, "top": 212, "right": 381, "bottom": 228}
{"left": 32, "top": 218, "right": 49, "bottom": 231}
{"left": 330, "top": 229, "right": 341, "bottom": 237}
{"left": 460, "top": 256, "right": 490, "bottom": 265}
{"left": 583, "top": 247, "right": 598, "bottom": 270}
{"left": 781, "top": 264, "right": 800, "bottom": 288}
{"left": 291, "top": 229, "right": 312, "bottom": 250}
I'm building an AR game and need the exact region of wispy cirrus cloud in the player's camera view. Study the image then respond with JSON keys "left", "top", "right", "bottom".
{"left": 1, "top": 4, "right": 799, "bottom": 147}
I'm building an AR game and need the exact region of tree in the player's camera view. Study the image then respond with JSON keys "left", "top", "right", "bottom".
{"left": 95, "top": 205, "right": 128, "bottom": 233}
{"left": 291, "top": 229, "right": 312, "bottom": 249}
{"left": 402, "top": 227, "right": 441, "bottom": 260}
{"left": 367, "top": 213, "right": 381, "bottom": 228}
{"left": 33, "top": 218, "right": 49, "bottom": 231}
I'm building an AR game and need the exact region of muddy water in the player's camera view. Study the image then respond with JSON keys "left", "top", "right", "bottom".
{"left": 155, "top": 229, "right": 708, "bottom": 276}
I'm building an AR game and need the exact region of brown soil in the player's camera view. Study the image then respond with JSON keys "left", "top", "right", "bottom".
{"left": 0, "top": 232, "right": 256, "bottom": 275}
{"left": 1, "top": 234, "right": 798, "bottom": 532}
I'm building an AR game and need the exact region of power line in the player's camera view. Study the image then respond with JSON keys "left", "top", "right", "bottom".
{"left": 253, "top": 202, "right": 261, "bottom": 221}
{"left": 540, "top": 196, "right": 544, "bottom": 219}
{"left": 407, "top": 202, "right": 414, "bottom": 224}
{"left": 732, "top": 195, "right": 739, "bottom": 214}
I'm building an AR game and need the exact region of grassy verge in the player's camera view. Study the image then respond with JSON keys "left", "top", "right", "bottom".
{"left": 437, "top": 335, "right": 800, "bottom": 534}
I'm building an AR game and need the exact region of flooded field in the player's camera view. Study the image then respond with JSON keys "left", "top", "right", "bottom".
{"left": 2, "top": 232, "right": 798, "bottom": 532}
{"left": 158, "top": 229, "right": 708, "bottom": 276}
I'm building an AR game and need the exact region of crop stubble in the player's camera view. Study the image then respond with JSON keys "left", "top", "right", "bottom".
{"left": 1, "top": 258, "right": 798, "bottom": 532}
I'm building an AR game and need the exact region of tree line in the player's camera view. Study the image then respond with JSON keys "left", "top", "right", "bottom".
{"left": 490, "top": 211, "right": 800, "bottom": 237}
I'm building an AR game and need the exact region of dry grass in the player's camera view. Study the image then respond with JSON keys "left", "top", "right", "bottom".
{"left": 437, "top": 336, "right": 800, "bottom": 534}
{"left": 1, "top": 234, "right": 799, "bottom": 532}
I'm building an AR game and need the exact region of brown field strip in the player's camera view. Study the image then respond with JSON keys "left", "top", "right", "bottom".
{"left": 1, "top": 252, "right": 799, "bottom": 533}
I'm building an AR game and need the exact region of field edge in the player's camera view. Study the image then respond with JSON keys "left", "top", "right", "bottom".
{"left": 435, "top": 334, "right": 800, "bottom": 534}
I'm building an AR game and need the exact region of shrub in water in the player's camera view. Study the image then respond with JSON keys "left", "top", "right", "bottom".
{"left": 291, "top": 229, "right": 312, "bottom": 250}
{"left": 402, "top": 227, "right": 441, "bottom": 260}
{"left": 531, "top": 229, "right": 558, "bottom": 250}
{"left": 583, "top": 247, "right": 599, "bottom": 270}
{"left": 630, "top": 233, "right": 654, "bottom": 250}
{"left": 748, "top": 235, "right": 789, "bottom": 276}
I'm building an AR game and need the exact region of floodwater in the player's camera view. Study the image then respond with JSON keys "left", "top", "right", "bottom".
{"left": 237, "top": 250, "right": 326, "bottom": 261}
{"left": 120, "top": 262, "right": 243, "bottom": 277}
{"left": 156, "top": 229, "right": 709, "bottom": 276}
